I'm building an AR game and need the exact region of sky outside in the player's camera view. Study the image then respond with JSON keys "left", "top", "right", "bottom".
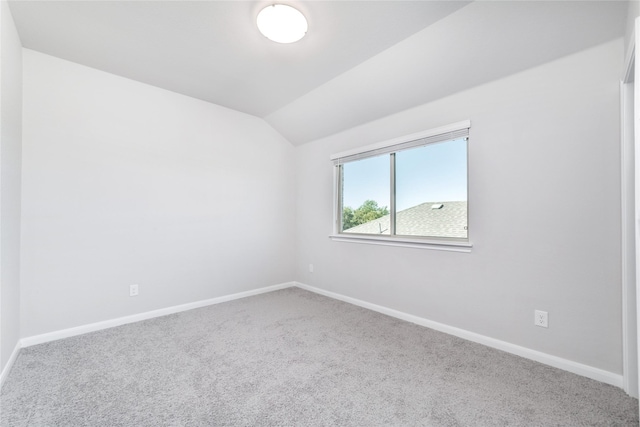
{"left": 342, "top": 138, "right": 467, "bottom": 212}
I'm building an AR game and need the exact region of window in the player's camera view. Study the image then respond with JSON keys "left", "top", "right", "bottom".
{"left": 331, "top": 121, "right": 471, "bottom": 251}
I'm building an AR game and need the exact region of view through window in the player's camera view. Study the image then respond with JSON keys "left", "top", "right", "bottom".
{"left": 335, "top": 123, "right": 469, "bottom": 241}
{"left": 341, "top": 154, "right": 390, "bottom": 235}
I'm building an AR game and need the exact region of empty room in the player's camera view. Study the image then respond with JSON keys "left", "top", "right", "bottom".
{"left": 2, "top": 0, "right": 640, "bottom": 425}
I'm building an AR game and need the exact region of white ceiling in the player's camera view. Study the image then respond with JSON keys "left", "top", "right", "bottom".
{"left": 8, "top": 1, "right": 628, "bottom": 145}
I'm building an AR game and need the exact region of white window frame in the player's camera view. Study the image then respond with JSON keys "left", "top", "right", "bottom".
{"left": 329, "top": 120, "right": 473, "bottom": 253}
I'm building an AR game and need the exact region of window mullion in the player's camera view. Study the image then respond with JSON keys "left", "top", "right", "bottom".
{"left": 390, "top": 153, "right": 396, "bottom": 236}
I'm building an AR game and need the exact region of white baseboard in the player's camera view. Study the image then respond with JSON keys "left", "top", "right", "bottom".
{"left": 294, "top": 282, "right": 624, "bottom": 389}
{"left": 21, "top": 282, "right": 295, "bottom": 348}
{"left": 16, "top": 280, "right": 623, "bottom": 389}
{"left": 0, "top": 341, "right": 21, "bottom": 389}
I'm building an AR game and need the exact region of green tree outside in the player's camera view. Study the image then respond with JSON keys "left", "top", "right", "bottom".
{"left": 342, "top": 200, "right": 389, "bottom": 230}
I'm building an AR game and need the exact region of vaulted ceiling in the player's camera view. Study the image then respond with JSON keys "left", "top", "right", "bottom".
{"left": 9, "top": 1, "right": 628, "bottom": 145}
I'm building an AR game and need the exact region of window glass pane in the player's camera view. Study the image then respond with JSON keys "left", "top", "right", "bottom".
{"left": 395, "top": 138, "right": 467, "bottom": 238}
{"left": 341, "top": 154, "right": 390, "bottom": 235}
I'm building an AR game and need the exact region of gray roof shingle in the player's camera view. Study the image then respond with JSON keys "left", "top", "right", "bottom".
{"left": 343, "top": 201, "right": 467, "bottom": 239}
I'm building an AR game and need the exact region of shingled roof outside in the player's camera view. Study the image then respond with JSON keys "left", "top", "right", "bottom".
{"left": 343, "top": 201, "right": 467, "bottom": 239}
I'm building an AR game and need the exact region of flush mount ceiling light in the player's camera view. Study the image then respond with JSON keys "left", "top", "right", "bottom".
{"left": 257, "top": 4, "right": 308, "bottom": 44}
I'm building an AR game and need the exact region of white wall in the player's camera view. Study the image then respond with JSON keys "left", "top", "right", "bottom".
{"left": 626, "top": 0, "right": 639, "bottom": 55}
{"left": 0, "top": 0, "right": 22, "bottom": 374}
{"left": 20, "top": 50, "right": 295, "bottom": 338}
{"left": 295, "top": 39, "right": 624, "bottom": 374}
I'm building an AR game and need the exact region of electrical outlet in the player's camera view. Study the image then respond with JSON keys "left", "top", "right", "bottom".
{"left": 129, "top": 284, "right": 139, "bottom": 297}
{"left": 309, "top": 264, "right": 314, "bottom": 273}
{"left": 534, "top": 310, "right": 548, "bottom": 328}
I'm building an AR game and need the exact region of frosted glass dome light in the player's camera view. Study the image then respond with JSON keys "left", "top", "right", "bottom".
{"left": 257, "top": 4, "right": 308, "bottom": 44}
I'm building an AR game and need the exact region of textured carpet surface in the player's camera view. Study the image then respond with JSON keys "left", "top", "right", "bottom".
{"left": 1, "top": 287, "right": 638, "bottom": 426}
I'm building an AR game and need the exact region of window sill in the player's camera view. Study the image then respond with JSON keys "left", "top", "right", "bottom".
{"left": 329, "top": 234, "right": 473, "bottom": 253}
